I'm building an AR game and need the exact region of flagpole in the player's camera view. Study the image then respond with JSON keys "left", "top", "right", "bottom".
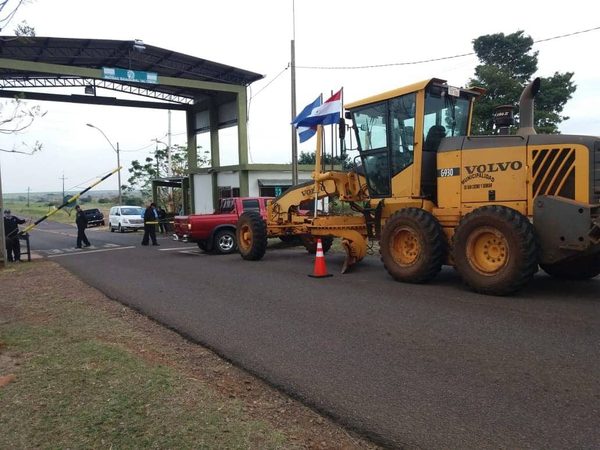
{"left": 340, "top": 87, "right": 345, "bottom": 165}
{"left": 313, "top": 125, "right": 323, "bottom": 217}
{"left": 330, "top": 89, "right": 335, "bottom": 171}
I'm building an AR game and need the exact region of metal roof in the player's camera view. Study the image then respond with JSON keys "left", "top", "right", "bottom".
{"left": 0, "top": 36, "right": 264, "bottom": 104}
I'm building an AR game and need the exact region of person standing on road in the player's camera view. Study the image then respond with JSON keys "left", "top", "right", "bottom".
{"left": 157, "top": 206, "right": 167, "bottom": 235}
{"left": 75, "top": 205, "right": 91, "bottom": 249}
{"left": 3, "top": 209, "right": 26, "bottom": 262}
{"left": 141, "top": 202, "right": 160, "bottom": 246}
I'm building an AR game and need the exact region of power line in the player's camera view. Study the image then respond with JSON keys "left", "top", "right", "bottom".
{"left": 296, "top": 26, "right": 600, "bottom": 70}
{"left": 250, "top": 65, "right": 289, "bottom": 99}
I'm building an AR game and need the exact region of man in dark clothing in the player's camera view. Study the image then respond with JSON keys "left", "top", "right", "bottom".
{"left": 157, "top": 207, "right": 167, "bottom": 235}
{"left": 141, "top": 202, "right": 159, "bottom": 246}
{"left": 4, "top": 210, "right": 26, "bottom": 262}
{"left": 75, "top": 205, "right": 91, "bottom": 248}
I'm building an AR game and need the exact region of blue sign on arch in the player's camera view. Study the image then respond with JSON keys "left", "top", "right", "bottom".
{"left": 102, "top": 67, "right": 158, "bottom": 84}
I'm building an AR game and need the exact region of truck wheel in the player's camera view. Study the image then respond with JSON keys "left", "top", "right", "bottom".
{"left": 453, "top": 206, "right": 538, "bottom": 295}
{"left": 213, "top": 229, "right": 237, "bottom": 254}
{"left": 237, "top": 212, "right": 267, "bottom": 260}
{"left": 540, "top": 255, "right": 600, "bottom": 280}
{"left": 301, "top": 236, "right": 333, "bottom": 254}
{"left": 380, "top": 208, "right": 446, "bottom": 283}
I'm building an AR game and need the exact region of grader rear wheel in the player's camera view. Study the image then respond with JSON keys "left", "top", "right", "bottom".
{"left": 380, "top": 208, "right": 446, "bottom": 283}
{"left": 453, "top": 206, "right": 538, "bottom": 295}
{"left": 236, "top": 212, "right": 267, "bottom": 260}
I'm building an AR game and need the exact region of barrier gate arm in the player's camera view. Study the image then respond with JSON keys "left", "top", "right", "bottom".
{"left": 19, "top": 166, "right": 121, "bottom": 236}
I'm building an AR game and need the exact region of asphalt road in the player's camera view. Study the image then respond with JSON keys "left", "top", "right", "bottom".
{"left": 24, "top": 221, "right": 600, "bottom": 449}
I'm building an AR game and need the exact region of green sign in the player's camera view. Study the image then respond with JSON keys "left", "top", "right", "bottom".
{"left": 274, "top": 187, "right": 283, "bottom": 196}
{"left": 102, "top": 67, "right": 158, "bottom": 84}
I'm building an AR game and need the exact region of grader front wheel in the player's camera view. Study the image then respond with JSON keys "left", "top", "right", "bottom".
{"left": 453, "top": 206, "right": 538, "bottom": 295}
{"left": 380, "top": 208, "right": 446, "bottom": 283}
{"left": 236, "top": 212, "right": 268, "bottom": 260}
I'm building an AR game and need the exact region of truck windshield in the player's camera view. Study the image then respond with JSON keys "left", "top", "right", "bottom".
{"left": 122, "top": 208, "right": 142, "bottom": 215}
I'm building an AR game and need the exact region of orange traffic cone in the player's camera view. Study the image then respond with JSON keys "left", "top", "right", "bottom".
{"left": 309, "top": 238, "right": 333, "bottom": 278}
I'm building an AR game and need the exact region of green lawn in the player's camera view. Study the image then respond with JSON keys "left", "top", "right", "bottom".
{"left": 3, "top": 200, "right": 111, "bottom": 226}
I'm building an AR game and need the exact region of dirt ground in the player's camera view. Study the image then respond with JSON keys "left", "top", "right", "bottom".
{"left": 0, "top": 261, "right": 380, "bottom": 449}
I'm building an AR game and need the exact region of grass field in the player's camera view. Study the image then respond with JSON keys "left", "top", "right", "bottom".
{"left": 3, "top": 200, "right": 111, "bottom": 226}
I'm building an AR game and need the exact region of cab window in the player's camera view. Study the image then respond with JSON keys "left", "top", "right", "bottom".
{"left": 242, "top": 199, "right": 260, "bottom": 211}
{"left": 389, "top": 93, "right": 416, "bottom": 174}
{"left": 423, "top": 88, "right": 470, "bottom": 152}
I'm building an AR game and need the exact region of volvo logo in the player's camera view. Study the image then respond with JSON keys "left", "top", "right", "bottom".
{"left": 464, "top": 161, "right": 523, "bottom": 175}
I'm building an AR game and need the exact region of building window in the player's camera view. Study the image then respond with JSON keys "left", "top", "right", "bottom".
{"left": 218, "top": 187, "right": 240, "bottom": 198}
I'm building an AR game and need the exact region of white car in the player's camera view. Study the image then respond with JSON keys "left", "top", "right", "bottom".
{"left": 108, "top": 205, "right": 145, "bottom": 232}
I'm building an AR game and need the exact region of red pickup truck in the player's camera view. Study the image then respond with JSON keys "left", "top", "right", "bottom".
{"left": 173, "top": 197, "right": 272, "bottom": 254}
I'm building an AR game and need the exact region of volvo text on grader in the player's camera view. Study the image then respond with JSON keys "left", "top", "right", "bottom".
{"left": 236, "top": 78, "right": 600, "bottom": 295}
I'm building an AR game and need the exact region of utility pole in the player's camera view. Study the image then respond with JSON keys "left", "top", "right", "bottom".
{"left": 27, "top": 186, "right": 30, "bottom": 207}
{"left": 60, "top": 173, "right": 67, "bottom": 203}
{"left": 290, "top": 0, "right": 298, "bottom": 185}
{"left": 116, "top": 142, "right": 121, "bottom": 205}
{"left": 167, "top": 110, "right": 172, "bottom": 176}
{"left": 155, "top": 141, "right": 160, "bottom": 178}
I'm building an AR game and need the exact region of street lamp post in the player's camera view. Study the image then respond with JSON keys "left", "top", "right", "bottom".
{"left": 86, "top": 123, "right": 122, "bottom": 205}
{"left": 152, "top": 138, "right": 171, "bottom": 176}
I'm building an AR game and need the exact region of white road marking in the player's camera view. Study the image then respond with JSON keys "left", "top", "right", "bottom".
{"left": 157, "top": 247, "right": 190, "bottom": 251}
{"left": 47, "top": 246, "right": 136, "bottom": 258}
{"left": 180, "top": 250, "right": 205, "bottom": 256}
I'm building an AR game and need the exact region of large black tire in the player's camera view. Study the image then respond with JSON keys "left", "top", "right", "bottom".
{"left": 380, "top": 208, "right": 446, "bottom": 284}
{"left": 453, "top": 206, "right": 538, "bottom": 295}
{"left": 237, "top": 212, "right": 267, "bottom": 260}
{"left": 540, "top": 255, "right": 600, "bottom": 280}
{"left": 301, "top": 235, "right": 333, "bottom": 254}
{"left": 213, "top": 229, "right": 237, "bottom": 255}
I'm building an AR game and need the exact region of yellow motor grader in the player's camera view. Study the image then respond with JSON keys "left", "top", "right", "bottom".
{"left": 237, "top": 78, "right": 600, "bottom": 295}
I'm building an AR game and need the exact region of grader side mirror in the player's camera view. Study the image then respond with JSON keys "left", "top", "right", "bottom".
{"left": 338, "top": 118, "right": 346, "bottom": 139}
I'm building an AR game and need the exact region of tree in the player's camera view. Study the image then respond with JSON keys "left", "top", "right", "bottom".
{"left": 298, "top": 150, "right": 354, "bottom": 170}
{"left": 0, "top": 3, "right": 42, "bottom": 154}
{"left": 123, "top": 143, "right": 209, "bottom": 210}
{"left": 14, "top": 20, "right": 34, "bottom": 36}
{"left": 469, "top": 31, "right": 576, "bottom": 135}
{"left": 0, "top": 95, "right": 45, "bottom": 154}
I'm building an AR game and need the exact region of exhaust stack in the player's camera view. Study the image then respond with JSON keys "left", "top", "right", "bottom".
{"left": 517, "top": 77, "right": 541, "bottom": 136}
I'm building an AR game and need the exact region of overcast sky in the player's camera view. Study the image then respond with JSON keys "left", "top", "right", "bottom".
{"left": 1, "top": 0, "right": 599, "bottom": 193}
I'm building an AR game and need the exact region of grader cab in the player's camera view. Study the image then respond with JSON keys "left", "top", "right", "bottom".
{"left": 237, "top": 78, "right": 600, "bottom": 295}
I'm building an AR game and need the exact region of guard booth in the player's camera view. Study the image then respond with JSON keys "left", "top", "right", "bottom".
{"left": 151, "top": 176, "right": 190, "bottom": 215}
